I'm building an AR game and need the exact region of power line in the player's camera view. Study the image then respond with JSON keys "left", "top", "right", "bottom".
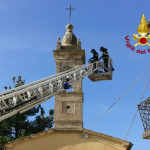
{"left": 125, "top": 74, "right": 150, "bottom": 140}
{"left": 82, "top": 66, "right": 150, "bottom": 135}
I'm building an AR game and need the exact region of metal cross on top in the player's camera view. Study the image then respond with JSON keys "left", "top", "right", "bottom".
{"left": 65, "top": 5, "right": 75, "bottom": 24}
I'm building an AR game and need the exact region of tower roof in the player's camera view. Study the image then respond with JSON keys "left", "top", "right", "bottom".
{"left": 62, "top": 24, "right": 77, "bottom": 46}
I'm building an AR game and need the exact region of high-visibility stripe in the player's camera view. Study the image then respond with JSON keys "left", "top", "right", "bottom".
{"left": 103, "top": 53, "right": 109, "bottom": 56}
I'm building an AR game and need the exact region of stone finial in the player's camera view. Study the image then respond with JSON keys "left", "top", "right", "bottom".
{"left": 77, "top": 39, "right": 81, "bottom": 50}
{"left": 66, "top": 24, "right": 74, "bottom": 31}
{"left": 62, "top": 24, "right": 77, "bottom": 46}
{"left": 57, "top": 37, "right": 61, "bottom": 43}
{"left": 57, "top": 37, "right": 61, "bottom": 50}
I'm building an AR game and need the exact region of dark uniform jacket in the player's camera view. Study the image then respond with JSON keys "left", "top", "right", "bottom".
{"left": 93, "top": 52, "right": 99, "bottom": 61}
{"left": 100, "top": 51, "right": 109, "bottom": 60}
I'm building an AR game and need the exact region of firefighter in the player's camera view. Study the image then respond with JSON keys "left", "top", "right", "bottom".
{"left": 89, "top": 49, "right": 99, "bottom": 63}
{"left": 99, "top": 47, "right": 109, "bottom": 72}
{"left": 64, "top": 76, "right": 71, "bottom": 89}
{"left": 89, "top": 49, "right": 99, "bottom": 71}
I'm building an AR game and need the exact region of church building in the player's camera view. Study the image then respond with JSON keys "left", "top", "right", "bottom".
{"left": 5, "top": 23, "right": 132, "bottom": 150}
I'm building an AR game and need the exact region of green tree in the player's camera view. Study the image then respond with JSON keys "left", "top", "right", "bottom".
{"left": 0, "top": 76, "right": 54, "bottom": 150}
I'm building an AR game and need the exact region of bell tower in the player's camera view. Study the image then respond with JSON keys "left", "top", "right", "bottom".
{"left": 53, "top": 24, "right": 85, "bottom": 130}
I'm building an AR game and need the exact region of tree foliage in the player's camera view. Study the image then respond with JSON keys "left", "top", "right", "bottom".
{"left": 0, "top": 76, "right": 54, "bottom": 150}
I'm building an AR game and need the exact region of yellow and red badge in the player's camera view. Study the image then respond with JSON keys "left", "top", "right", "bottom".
{"left": 133, "top": 14, "right": 150, "bottom": 46}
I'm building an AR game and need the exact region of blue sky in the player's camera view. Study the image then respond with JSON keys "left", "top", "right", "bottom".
{"left": 0, "top": 0, "right": 150, "bottom": 149}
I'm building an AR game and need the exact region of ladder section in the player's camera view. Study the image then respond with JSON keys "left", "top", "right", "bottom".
{"left": 0, "top": 66, "right": 84, "bottom": 98}
{"left": 0, "top": 62, "right": 103, "bottom": 121}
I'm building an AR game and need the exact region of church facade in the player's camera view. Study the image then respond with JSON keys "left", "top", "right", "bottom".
{"left": 5, "top": 129, "right": 132, "bottom": 150}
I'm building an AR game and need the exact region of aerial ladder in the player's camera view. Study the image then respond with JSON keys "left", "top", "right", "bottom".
{"left": 0, "top": 59, "right": 113, "bottom": 122}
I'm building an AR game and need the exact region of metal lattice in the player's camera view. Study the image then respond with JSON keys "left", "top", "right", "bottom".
{"left": 0, "top": 60, "right": 114, "bottom": 122}
{"left": 138, "top": 97, "right": 150, "bottom": 132}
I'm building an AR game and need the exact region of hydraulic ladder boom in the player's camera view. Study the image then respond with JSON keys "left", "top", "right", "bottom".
{"left": 0, "top": 61, "right": 112, "bottom": 121}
